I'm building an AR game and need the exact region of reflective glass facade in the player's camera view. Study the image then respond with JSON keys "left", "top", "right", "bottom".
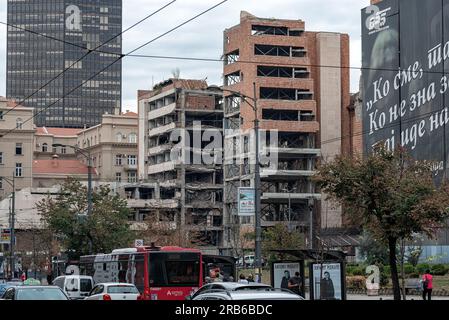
{"left": 7, "top": 0, "right": 122, "bottom": 128}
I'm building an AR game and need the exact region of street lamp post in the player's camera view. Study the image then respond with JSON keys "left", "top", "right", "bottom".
{"left": 282, "top": 186, "right": 296, "bottom": 231}
{"left": 220, "top": 84, "right": 262, "bottom": 282}
{"left": 3, "top": 174, "right": 16, "bottom": 279}
{"left": 52, "top": 144, "right": 93, "bottom": 254}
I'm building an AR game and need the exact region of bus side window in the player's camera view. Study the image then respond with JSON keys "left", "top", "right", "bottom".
{"left": 134, "top": 255, "right": 145, "bottom": 292}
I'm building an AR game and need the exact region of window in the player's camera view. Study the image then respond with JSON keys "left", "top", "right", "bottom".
{"left": 16, "top": 118, "right": 23, "bottom": 129}
{"left": 127, "top": 155, "right": 137, "bottom": 166}
{"left": 52, "top": 146, "right": 57, "bottom": 154}
{"left": 115, "top": 155, "right": 123, "bottom": 166}
{"left": 0, "top": 152, "right": 3, "bottom": 164}
{"left": 61, "top": 146, "right": 66, "bottom": 154}
{"left": 116, "top": 172, "right": 122, "bottom": 182}
{"left": 0, "top": 177, "right": 3, "bottom": 189}
{"left": 128, "top": 133, "right": 137, "bottom": 143}
{"left": 128, "top": 172, "right": 137, "bottom": 183}
{"left": 116, "top": 133, "right": 123, "bottom": 142}
{"left": 42, "top": 143, "right": 48, "bottom": 153}
{"left": 0, "top": 110, "right": 3, "bottom": 120}
{"left": 15, "top": 143, "right": 23, "bottom": 155}
{"left": 15, "top": 163, "right": 22, "bottom": 177}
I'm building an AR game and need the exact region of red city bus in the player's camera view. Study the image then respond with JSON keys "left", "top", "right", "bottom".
{"left": 79, "top": 244, "right": 235, "bottom": 300}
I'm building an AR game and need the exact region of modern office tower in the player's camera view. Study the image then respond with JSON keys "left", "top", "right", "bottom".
{"left": 7, "top": 0, "right": 122, "bottom": 128}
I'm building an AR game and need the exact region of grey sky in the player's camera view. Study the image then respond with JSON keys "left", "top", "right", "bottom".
{"left": 0, "top": 0, "right": 367, "bottom": 113}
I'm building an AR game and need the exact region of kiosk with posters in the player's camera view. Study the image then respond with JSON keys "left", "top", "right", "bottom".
{"left": 270, "top": 249, "right": 346, "bottom": 300}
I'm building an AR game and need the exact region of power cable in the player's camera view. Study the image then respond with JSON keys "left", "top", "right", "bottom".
{"left": 0, "top": 0, "right": 230, "bottom": 139}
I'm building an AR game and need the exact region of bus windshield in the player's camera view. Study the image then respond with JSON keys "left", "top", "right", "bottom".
{"left": 149, "top": 252, "right": 200, "bottom": 287}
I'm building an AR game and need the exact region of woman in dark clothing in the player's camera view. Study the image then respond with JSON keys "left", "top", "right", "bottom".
{"left": 320, "top": 271, "right": 335, "bottom": 300}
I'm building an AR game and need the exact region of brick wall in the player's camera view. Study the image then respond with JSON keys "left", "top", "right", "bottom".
{"left": 185, "top": 94, "right": 215, "bottom": 110}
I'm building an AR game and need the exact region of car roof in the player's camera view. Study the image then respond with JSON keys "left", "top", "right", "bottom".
{"left": 94, "top": 283, "right": 136, "bottom": 286}
{"left": 16, "top": 286, "right": 61, "bottom": 289}
{"left": 205, "top": 282, "right": 271, "bottom": 289}
{"left": 229, "top": 291, "right": 303, "bottom": 300}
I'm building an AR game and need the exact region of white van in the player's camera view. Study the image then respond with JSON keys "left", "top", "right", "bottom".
{"left": 53, "top": 275, "right": 93, "bottom": 300}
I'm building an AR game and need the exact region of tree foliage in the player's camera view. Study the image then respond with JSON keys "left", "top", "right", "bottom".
{"left": 37, "top": 178, "right": 134, "bottom": 259}
{"left": 262, "top": 224, "right": 305, "bottom": 262}
{"left": 314, "top": 147, "right": 449, "bottom": 300}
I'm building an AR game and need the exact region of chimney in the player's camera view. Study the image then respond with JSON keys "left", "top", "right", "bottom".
{"left": 51, "top": 154, "right": 60, "bottom": 168}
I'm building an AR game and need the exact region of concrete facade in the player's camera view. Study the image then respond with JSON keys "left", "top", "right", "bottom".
{"left": 0, "top": 97, "right": 34, "bottom": 201}
{"left": 136, "top": 79, "right": 225, "bottom": 248}
{"left": 76, "top": 111, "right": 138, "bottom": 184}
{"left": 223, "top": 11, "right": 351, "bottom": 248}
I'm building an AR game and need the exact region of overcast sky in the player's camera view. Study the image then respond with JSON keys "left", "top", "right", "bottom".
{"left": 0, "top": 0, "right": 367, "bottom": 112}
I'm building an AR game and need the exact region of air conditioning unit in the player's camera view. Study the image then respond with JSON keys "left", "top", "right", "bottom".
{"left": 36, "top": 143, "right": 41, "bottom": 147}
{"left": 122, "top": 134, "right": 127, "bottom": 138}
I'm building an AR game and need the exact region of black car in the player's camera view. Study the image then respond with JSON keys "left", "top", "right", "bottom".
{"left": 1, "top": 286, "right": 69, "bottom": 300}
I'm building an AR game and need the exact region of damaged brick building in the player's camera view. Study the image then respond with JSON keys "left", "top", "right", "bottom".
{"left": 135, "top": 79, "right": 225, "bottom": 249}
{"left": 222, "top": 11, "right": 352, "bottom": 249}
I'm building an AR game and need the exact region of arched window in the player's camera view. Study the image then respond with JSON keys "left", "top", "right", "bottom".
{"left": 16, "top": 118, "right": 23, "bottom": 129}
{"left": 42, "top": 143, "right": 48, "bottom": 153}
{"left": 116, "top": 132, "right": 122, "bottom": 142}
{"left": 129, "top": 133, "right": 137, "bottom": 143}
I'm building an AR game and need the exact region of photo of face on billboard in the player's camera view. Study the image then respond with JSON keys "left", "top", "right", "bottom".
{"left": 312, "top": 263, "right": 342, "bottom": 300}
{"left": 272, "top": 262, "right": 301, "bottom": 290}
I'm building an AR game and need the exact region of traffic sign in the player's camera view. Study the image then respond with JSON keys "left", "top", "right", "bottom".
{"left": 135, "top": 239, "right": 144, "bottom": 247}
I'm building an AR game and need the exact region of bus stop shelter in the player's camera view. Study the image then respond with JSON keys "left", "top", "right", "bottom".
{"left": 270, "top": 249, "right": 347, "bottom": 300}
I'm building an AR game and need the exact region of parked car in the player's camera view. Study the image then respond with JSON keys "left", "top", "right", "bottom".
{"left": 188, "top": 282, "right": 273, "bottom": 300}
{"left": 0, "top": 281, "right": 23, "bottom": 296}
{"left": 85, "top": 283, "right": 140, "bottom": 300}
{"left": 1, "top": 286, "right": 69, "bottom": 300}
{"left": 192, "top": 289, "right": 304, "bottom": 300}
{"left": 52, "top": 275, "right": 93, "bottom": 300}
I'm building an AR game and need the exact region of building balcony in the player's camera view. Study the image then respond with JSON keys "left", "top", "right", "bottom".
{"left": 147, "top": 160, "right": 181, "bottom": 175}
{"left": 124, "top": 164, "right": 138, "bottom": 171}
{"left": 127, "top": 198, "right": 179, "bottom": 209}
{"left": 148, "top": 123, "right": 177, "bottom": 137}
{"left": 260, "top": 168, "right": 316, "bottom": 178}
{"left": 262, "top": 146, "right": 320, "bottom": 157}
{"left": 147, "top": 102, "right": 176, "bottom": 120}
{"left": 261, "top": 192, "right": 321, "bottom": 201}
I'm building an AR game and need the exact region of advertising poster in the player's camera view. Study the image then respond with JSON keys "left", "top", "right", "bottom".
{"left": 311, "top": 263, "right": 342, "bottom": 300}
{"left": 238, "top": 187, "right": 255, "bottom": 216}
{"left": 0, "top": 229, "right": 11, "bottom": 244}
{"left": 272, "top": 262, "right": 302, "bottom": 292}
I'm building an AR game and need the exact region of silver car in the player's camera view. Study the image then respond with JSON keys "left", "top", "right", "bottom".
{"left": 189, "top": 282, "right": 273, "bottom": 300}
{"left": 192, "top": 289, "right": 304, "bottom": 300}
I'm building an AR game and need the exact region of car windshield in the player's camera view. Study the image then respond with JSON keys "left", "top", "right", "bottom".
{"left": 16, "top": 288, "right": 68, "bottom": 300}
{"left": 107, "top": 286, "right": 139, "bottom": 294}
{"left": 80, "top": 279, "right": 92, "bottom": 292}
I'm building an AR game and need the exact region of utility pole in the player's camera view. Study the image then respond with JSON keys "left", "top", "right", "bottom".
{"left": 10, "top": 174, "right": 15, "bottom": 279}
{"left": 308, "top": 197, "right": 314, "bottom": 249}
{"left": 253, "top": 82, "right": 262, "bottom": 282}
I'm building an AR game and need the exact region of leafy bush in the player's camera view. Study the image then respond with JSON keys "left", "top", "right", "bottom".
{"left": 431, "top": 264, "right": 449, "bottom": 276}
{"left": 346, "top": 265, "right": 365, "bottom": 276}
{"left": 346, "top": 276, "right": 366, "bottom": 290}
{"left": 403, "top": 264, "right": 416, "bottom": 275}
{"left": 416, "top": 263, "right": 431, "bottom": 274}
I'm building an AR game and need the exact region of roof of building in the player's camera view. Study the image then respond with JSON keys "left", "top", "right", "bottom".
{"left": 0, "top": 96, "right": 30, "bottom": 110}
{"left": 32, "top": 159, "right": 98, "bottom": 176}
{"left": 35, "top": 127, "right": 82, "bottom": 136}
{"left": 122, "top": 111, "right": 138, "bottom": 117}
{"left": 151, "top": 78, "right": 209, "bottom": 95}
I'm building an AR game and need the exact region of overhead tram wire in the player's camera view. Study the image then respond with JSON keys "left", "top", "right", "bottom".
{"left": 0, "top": 0, "right": 177, "bottom": 118}
{"left": 0, "top": 0, "right": 231, "bottom": 139}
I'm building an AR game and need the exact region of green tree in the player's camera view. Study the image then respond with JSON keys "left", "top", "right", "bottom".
{"left": 314, "top": 147, "right": 449, "bottom": 300}
{"left": 262, "top": 224, "right": 305, "bottom": 262}
{"left": 37, "top": 178, "right": 134, "bottom": 260}
{"left": 359, "top": 230, "right": 389, "bottom": 265}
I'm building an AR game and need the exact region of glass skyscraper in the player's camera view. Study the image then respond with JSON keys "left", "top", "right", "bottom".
{"left": 7, "top": 0, "right": 122, "bottom": 128}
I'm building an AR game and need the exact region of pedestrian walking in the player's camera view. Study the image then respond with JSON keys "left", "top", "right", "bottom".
{"left": 238, "top": 274, "right": 248, "bottom": 284}
{"left": 422, "top": 269, "right": 433, "bottom": 301}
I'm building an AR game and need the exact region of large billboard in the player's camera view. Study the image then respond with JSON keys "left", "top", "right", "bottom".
{"left": 362, "top": 0, "right": 449, "bottom": 181}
